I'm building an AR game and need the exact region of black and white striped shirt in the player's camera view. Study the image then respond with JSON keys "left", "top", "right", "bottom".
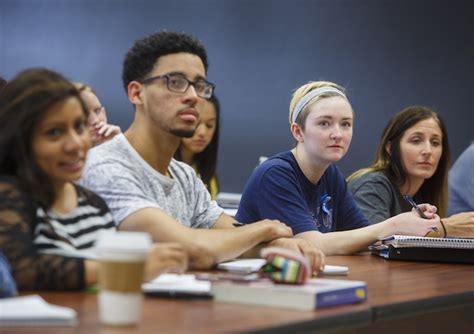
{"left": 33, "top": 184, "right": 115, "bottom": 259}
{"left": 0, "top": 177, "right": 116, "bottom": 290}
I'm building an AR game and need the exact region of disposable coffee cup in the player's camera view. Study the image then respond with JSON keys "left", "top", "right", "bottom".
{"left": 95, "top": 231, "right": 152, "bottom": 326}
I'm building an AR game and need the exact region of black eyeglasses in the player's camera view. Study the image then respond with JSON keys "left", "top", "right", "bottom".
{"left": 140, "top": 73, "right": 215, "bottom": 99}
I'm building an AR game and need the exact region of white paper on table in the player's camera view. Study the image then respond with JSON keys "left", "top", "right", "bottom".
{"left": 319, "top": 265, "right": 349, "bottom": 275}
{"left": 217, "top": 259, "right": 267, "bottom": 273}
{"left": 142, "top": 273, "right": 211, "bottom": 296}
{"left": 0, "top": 295, "right": 77, "bottom": 327}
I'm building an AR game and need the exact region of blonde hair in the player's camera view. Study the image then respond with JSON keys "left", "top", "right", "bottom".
{"left": 73, "top": 82, "right": 97, "bottom": 95}
{"left": 289, "top": 81, "right": 347, "bottom": 129}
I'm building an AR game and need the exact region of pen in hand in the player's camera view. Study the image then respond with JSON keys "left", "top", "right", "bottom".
{"left": 403, "top": 194, "right": 438, "bottom": 232}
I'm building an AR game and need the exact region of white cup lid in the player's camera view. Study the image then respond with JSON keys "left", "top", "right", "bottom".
{"left": 95, "top": 231, "right": 152, "bottom": 255}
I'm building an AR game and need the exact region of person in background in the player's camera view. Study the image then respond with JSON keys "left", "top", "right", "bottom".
{"left": 80, "top": 31, "right": 325, "bottom": 272}
{"left": 75, "top": 82, "right": 121, "bottom": 146}
{"left": 348, "top": 106, "right": 474, "bottom": 237}
{"left": 237, "top": 81, "right": 439, "bottom": 255}
{"left": 1, "top": 77, "right": 22, "bottom": 295}
{"left": 449, "top": 143, "right": 474, "bottom": 215}
{"left": 0, "top": 68, "right": 188, "bottom": 290}
{"left": 175, "top": 94, "right": 219, "bottom": 198}
{"left": 0, "top": 252, "right": 17, "bottom": 297}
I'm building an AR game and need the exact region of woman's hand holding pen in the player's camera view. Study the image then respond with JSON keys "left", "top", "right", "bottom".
{"left": 403, "top": 195, "right": 439, "bottom": 234}
{"left": 387, "top": 211, "right": 440, "bottom": 237}
{"left": 414, "top": 203, "right": 437, "bottom": 219}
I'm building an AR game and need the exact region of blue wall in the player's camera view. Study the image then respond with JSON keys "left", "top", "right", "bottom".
{"left": 1, "top": 0, "right": 472, "bottom": 192}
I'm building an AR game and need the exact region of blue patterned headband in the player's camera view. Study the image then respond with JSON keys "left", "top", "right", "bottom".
{"left": 290, "top": 86, "right": 347, "bottom": 124}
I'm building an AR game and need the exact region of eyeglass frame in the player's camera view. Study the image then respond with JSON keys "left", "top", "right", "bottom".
{"left": 139, "top": 73, "right": 215, "bottom": 99}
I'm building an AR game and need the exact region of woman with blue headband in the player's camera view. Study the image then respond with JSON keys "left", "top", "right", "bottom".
{"left": 236, "top": 81, "right": 439, "bottom": 255}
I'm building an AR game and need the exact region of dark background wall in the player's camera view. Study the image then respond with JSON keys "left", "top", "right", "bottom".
{"left": 1, "top": 0, "right": 472, "bottom": 192}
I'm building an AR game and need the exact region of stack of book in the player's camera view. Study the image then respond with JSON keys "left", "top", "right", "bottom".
{"left": 370, "top": 235, "right": 474, "bottom": 264}
{"left": 211, "top": 278, "right": 367, "bottom": 310}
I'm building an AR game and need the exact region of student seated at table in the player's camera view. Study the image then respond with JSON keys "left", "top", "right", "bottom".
{"left": 347, "top": 106, "right": 474, "bottom": 237}
{"left": 75, "top": 82, "right": 121, "bottom": 146}
{"left": 0, "top": 68, "right": 188, "bottom": 290}
{"left": 448, "top": 143, "right": 474, "bottom": 215}
{"left": 236, "top": 81, "right": 439, "bottom": 255}
{"left": 175, "top": 94, "right": 220, "bottom": 199}
{"left": 80, "top": 31, "right": 325, "bottom": 272}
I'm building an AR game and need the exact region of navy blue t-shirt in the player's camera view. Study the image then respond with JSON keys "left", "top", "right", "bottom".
{"left": 236, "top": 151, "right": 369, "bottom": 235}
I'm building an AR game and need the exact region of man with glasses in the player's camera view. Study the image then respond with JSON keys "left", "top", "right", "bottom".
{"left": 80, "top": 31, "right": 324, "bottom": 270}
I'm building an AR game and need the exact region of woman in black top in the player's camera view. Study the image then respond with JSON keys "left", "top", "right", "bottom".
{"left": 0, "top": 69, "right": 187, "bottom": 290}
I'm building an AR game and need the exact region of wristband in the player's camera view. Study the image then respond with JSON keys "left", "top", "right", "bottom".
{"left": 440, "top": 220, "right": 447, "bottom": 238}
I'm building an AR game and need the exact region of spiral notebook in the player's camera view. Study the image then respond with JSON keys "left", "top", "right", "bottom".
{"left": 370, "top": 235, "right": 474, "bottom": 264}
{"left": 381, "top": 235, "right": 474, "bottom": 248}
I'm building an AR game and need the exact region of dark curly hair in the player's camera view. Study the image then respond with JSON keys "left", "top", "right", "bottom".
{"left": 122, "top": 31, "right": 208, "bottom": 93}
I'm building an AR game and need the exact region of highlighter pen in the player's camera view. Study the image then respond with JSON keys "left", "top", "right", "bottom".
{"left": 403, "top": 194, "right": 438, "bottom": 232}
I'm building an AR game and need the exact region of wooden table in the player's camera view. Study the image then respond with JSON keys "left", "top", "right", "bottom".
{"left": 2, "top": 253, "right": 473, "bottom": 334}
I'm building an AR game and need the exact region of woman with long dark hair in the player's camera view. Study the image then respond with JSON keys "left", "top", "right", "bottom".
{"left": 348, "top": 106, "right": 473, "bottom": 237}
{"left": 175, "top": 94, "right": 219, "bottom": 198}
{"left": 0, "top": 68, "right": 187, "bottom": 290}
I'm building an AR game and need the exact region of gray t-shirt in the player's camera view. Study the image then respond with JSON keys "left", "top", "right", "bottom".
{"left": 79, "top": 134, "right": 223, "bottom": 228}
{"left": 348, "top": 171, "right": 412, "bottom": 225}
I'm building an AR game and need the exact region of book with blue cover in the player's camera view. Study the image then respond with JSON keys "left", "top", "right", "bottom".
{"left": 211, "top": 278, "right": 367, "bottom": 310}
